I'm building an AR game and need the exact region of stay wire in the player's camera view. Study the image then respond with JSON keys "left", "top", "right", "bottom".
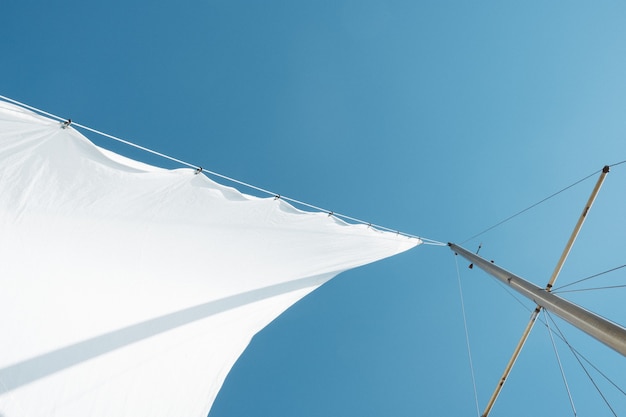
{"left": 555, "top": 284, "right": 626, "bottom": 294}
{"left": 538, "top": 308, "right": 626, "bottom": 400}
{"left": 559, "top": 333, "right": 626, "bottom": 400}
{"left": 493, "top": 280, "right": 535, "bottom": 314}
{"left": 453, "top": 255, "right": 481, "bottom": 417}
{"left": 545, "top": 312, "right": 620, "bottom": 417}
{"left": 492, "top": 274, "right": 626, "bottom": 404}
{"left": 543, "top": 310, "right": 577, "bottom": 417}
{"left": 0, "top": 95, "right": 446, "bottom": 246}
{"left": 461, "top": 169, "right": 602, "bottom": 244}
{"left": 610, "top": 159, "right": 626, "bottom": 167}
{"left": 493, "top": 274, "right": 626, "bottom": 393}
{"left": 477, "top": 277, "right": 619, "bottom": 416}
{"left": 492, "top": 279, "right": 581, "bottom": 415}
{"left": 552, "top": 264, "right": 626, "bottom": 292}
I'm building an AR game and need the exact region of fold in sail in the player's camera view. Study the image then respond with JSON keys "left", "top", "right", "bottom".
{"left": 0, "top": 100, "right": 419, "bottom": 417}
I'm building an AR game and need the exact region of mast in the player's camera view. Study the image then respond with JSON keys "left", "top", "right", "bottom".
{"left": 451, "top": 165, "right": 617, "bottom": 416}
{"left": 449, "top": 243, "right": 626, "bottom": 356}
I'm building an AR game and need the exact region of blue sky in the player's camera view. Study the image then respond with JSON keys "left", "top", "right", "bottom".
{"left": 3, "top": 1, "right": 626, "bottom": 416}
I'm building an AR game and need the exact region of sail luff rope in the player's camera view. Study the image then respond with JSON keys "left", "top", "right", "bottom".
{"left": 543, "top": 310, "right": 578, "bottom": 417}
{"left": 0, "top": 94, "right": 67, "bottom": 122}
{"left": 454, "top": 255, "right": 481, "bottom": 417}
{"left": 73, "top": 121, "right": 198, "bottom": 169}
{"left": 0, "top": 95, "right": 444, "bottom": 246}
{"left": 545, "top": 312, "right": 620, "bottom": 417}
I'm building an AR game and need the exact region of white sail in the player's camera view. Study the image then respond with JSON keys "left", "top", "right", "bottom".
{"left": 0, "top": 100, "right": 419, "bottom": 417}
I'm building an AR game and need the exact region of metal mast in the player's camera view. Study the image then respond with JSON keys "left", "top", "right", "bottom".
{"left": 449, "top": 244, "right": 626, "bottom": 355}
{"left": 451, "top": 165, "right": 618, "bottom": 417}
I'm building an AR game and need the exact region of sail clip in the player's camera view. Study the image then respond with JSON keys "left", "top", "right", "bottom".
{"left": 61, "top": 119, "right": 72, "bottom": 129}
{"left": 194, "top": 167, "right": 203, "bottom": 175}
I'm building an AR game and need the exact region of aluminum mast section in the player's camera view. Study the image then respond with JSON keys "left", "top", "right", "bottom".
{"left": 456, "top": 165, "right": 611, "bottom": 417}
{"left": 449, "top": 243, "right": 626, "bottom": 356}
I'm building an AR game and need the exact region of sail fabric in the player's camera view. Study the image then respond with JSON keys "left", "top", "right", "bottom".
{"left": 0, "top": 100, "right": 419, "bottom": 417}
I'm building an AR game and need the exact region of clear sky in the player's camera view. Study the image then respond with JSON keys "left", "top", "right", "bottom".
{"left": 2, "top": 1, "right": 626, "bottom": 416}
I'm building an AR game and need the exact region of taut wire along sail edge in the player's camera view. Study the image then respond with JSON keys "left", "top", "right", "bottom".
{"left": 0, "top": 94, "right": 444, "bottom": 245}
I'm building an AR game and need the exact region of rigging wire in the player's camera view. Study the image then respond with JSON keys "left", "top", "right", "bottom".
{"left": 543, "top": 310, "right": 577, "bottom": 417}
{"left": 462, "top": 159, "right": 625, "bottom": 244}
{"left": 554, "top": 284, "right": 626, "bottom": 294}
{"left": 0, "top": 94, "right": 67, "bottom": 122}
{"left": 493, "top": 280, "right": 535, "bottom": 314}
{"left": 497, "top": 278, "right": 626, "bottom": 399}
{"left": 485, "top": 277, "right": 626, "bottom": 412}
{"left": 460, "top": 159, "right": 626, "bottom": 244}
{"left": 610, "top": 159, "right": 626, "bottom": 167}
{"left": 552, "top": 264, "right": 626, "bottom": 292}
{"left": 461, "top": 169, "right": 602, "bottom": 244}
{"left": 453, "top": 255, "right": 481, "bottom": 417}
{"left": 0, "top": 94, "right": 445, "bottom": 246}
{"left": 557, "top": 333, "right": 626, "bottom": 400}
{"left": 545, "top": 312, "right": 620, "bottom": 417}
